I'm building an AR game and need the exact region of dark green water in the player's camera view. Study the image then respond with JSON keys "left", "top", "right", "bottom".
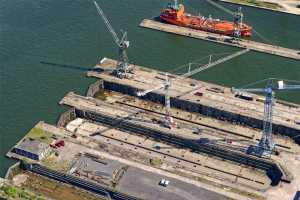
{"left": 1, "top": 0, "right": 300, "bottom": 177}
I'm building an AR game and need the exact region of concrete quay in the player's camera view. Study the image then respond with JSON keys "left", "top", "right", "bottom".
{"left": 87, "top": 58, "right": 300, "bottom": 142}
{"left": 140, "top": 19, "right": 300, "bottom": 61}
{"left": 59, "top": 92, "right": 288, "bottom": 186}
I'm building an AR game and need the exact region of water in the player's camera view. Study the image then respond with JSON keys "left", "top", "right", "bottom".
{"left": 0, "top": 0, "right": 299, "bottom": 177}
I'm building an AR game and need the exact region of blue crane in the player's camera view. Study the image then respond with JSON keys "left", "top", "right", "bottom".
{"left": 232, "top": 78, "right": 300, "bottom": 157}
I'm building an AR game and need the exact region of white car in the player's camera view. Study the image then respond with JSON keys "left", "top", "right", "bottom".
{"left": 159, "top": 179, "right": 170, "bottom": 187}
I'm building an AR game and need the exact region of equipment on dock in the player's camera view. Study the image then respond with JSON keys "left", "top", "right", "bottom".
{"left": 137, "top": 49, "right": 249, "bottom": 129}
{"left": 94, "top": 1, "right": 131, "bottom": 79}
{"left": 204, "top": 0, "right": 246, "bottom": 38}
{"left": 137, "top": 73, "right": 175, "bottom": 129}
{"left": 233, "top": 79, "right": 300, "bottom": 157}
{"left": 204, "top": 0, "right": 271, "bottom": 43}
{"left": 233, "top": 7, "right": 244, "bottom": 37}
{"left": 160, "top": 0, "right": 252, "bottom": 37}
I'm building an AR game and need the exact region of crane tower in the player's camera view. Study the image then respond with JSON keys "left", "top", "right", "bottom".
{"left": 137, "top": 49, "right": 249, "bottom": 129}
{"left": 233, "top": 79, "right": 300, "bottom": 157}
{"left": 94, "top": 1, "right": 131, "bottom": 78}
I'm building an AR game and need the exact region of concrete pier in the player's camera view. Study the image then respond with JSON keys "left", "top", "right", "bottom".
{"left": 140, "top": 19, "right": 300, "bottom": 61}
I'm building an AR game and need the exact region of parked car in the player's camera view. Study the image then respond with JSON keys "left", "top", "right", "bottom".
{"left": 159, "top": 179, "right": 170, "bottom": 187}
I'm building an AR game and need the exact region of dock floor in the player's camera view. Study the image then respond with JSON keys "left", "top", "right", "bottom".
{"left": 140, "top": 19, "right": 300, "bottom": 61}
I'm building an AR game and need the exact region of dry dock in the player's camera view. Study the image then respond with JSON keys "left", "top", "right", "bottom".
{"left": 139, "top": 19, "right": 300, "bottom": 61}
{"left": 87, "top": 58, "right": 300, "bottom": 142}
{"left": 59, "top": 92, "right": 286, "bottom": 186}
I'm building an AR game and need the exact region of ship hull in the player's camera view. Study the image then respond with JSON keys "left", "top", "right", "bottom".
{"left": 160, "top": 16, "right": 251, "bottom": 37}
{"left": 159, "top": 4, "right": 252, "bottom": 37}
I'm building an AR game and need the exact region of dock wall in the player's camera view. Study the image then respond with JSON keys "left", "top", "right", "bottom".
{"left": 86, "top": 80, "right": 103, "bottom": 97}
{"left": 57, "top": 108, "right": 75, "bottom": 127}
{"left": 101, "top": 80, "right": 300, "bottom": 144}
{"left": 4, "top": 162, "right": 20, "bottom": 180}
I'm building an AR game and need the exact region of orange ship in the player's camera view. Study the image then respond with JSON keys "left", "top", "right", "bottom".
{"left": 160, "top": 1, "right": 252, "bottom": 37}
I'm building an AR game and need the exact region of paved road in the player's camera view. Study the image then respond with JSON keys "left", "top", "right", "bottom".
{"left": 117, "top": 167, "right": 229, "bottom": 200}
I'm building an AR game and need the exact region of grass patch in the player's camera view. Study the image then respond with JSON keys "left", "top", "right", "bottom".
{"left": 1, "top": 185, "right": 17, "bottom": 198}
{"left": 26, "top": 127, "right": 53, "bottom": 144}
{"left": 94, "top": 90, "right": 108, "bottom": 101}
{"left": 19, "top": 190, "right": 32, "bottom": 199}
{"left": 0, "top": 183, "right": 46, "bottom": 200}
{"left": 70, "top": 111, "right": 76, "bottom": 121}
{"left": 149, "top": 158, "right": 162, "bottom": 167}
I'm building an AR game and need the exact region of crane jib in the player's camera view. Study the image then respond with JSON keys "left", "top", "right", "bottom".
{"left": 94, "top": 1, "right": 120, "bottom": 46}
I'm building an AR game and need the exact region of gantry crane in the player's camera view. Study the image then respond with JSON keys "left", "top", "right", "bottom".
{"left": 137, "top": 48, "right": 249, "bottom": 128}
{"left": 232, "top": 79, "right": 300, "bottom": 157}
{"left": 94, "top": 1, "right": 131, "bottom": 79}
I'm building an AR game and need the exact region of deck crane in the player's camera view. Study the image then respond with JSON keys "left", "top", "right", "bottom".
{"left": 204, "top": 0, "right": 244, "bottom": 38}
{"left": 204, "top": 0, "right": 270, "bottom": 42}
{"left": 174, "top": 0, "right": 179, "bottom": 10}
{"left": 232, "top": 79, "right": 300, "bottom": 157}
{"left": 233, "top": 7, "right": 244, "bottom": 38}
{"left": 94, "top": 1, "right": 131, "bottom": 79}
{"left": 137, "top": 48, "right": 250, "bottom": 128}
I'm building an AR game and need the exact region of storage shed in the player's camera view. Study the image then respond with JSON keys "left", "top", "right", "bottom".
{"left": 12, "top": 138, "right": 50, "bottom": 161}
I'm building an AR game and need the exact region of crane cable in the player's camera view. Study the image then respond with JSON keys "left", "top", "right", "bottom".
{"left": 170, "top": 51, "right": 237, "bottom": 74}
